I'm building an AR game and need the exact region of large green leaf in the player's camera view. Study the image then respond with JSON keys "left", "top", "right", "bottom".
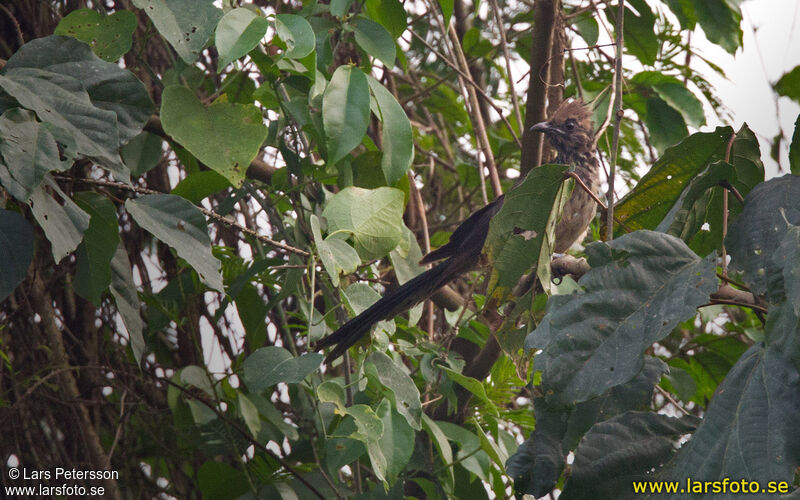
{"left": 790, "top": 113, "right": 800, "bottom": 175}
{"left": 364, "top": 0, "right": 407, "bottom": 38}
{"left": 421, "top": 414, "right": 455, "bottom": 490}
{"left": 726, "top": 175, "right": 800, "bottom": 303}
{"left": 322, "top": 66, "right": 370, "bottom": 164}
{"left": 5, "top": 36, "right": 153, "bottom": 145}
{"left": 613, "top": 127, "right": 732, "bottom": 234}
{"left": 365, "top": 352, "right": 422, "bottom": 430}
{"left": 160, "top": 86, "right": 267, "bottom": 187}
{"left": 0, "top": 209, "right": 34, "bottom": 301}
{"left": 366, "top": 76, "right": 413, "bottom": 185}
{"left": 54, "top": 9, "right": 136, "bottom": 62}
{"left": 657, "top": 345, "right": 800, "bottom": 497}
{"left": 375, "top": 398, "right": 414, "bottom": 485}
{"left": 351, "top": 17, "right": 396, "bottom": 68}
{"left": 0, "top": 108, "right": 70, "bottom": 201}
{"left": 322, "top": 186, "right": 404, "bottom": 259}
{"left": 275, "top": 14, "right": 315, "bottom": 59}
{"left": 198, "top": 461, "right": 249, "bottom": 500}
{"left": 560, "top": 412, "right": 699, "bottom": 500}
{"left": 29, "top": 179, "right": 90, "bottom": 263}
{"left": 776, "top": 66, "right": 800, "bottom": 104}
{"left": 109, "top": 244, "right": 146, "bottom": 363}
{"left": 121, "top": 131, "right": 163, "bottom": 177}
{"left": 311, "top": 214, "right": 360, "bottom": 287}
{"left": 241, "top": 346, "right": 323, "bottom": 393}
{"left": 693, "top": 0, "right": 742, "bottom": 55}
{"left": 608, "top": 0, "right": 658, "bottom": 66}
{"left": 215, "top": 8, "right": 269, "bottom": 71}
{"left": 631, "top": 71, "right": 705, "bottom": 127}
{"left": 131, "top": 0, "right": 222, "bottom": 64}
{"left": 485, "top": 164, "right": 569, "bottom": 293}
{"left": 643, "top": 97, "right": 688, "bottom": 152}
{"left": 125, "top": 193, "right": 224, "bottom": 292}
{"left": 526, "top": 231, "right": 716, "bottom": 406}
{"left": 73, "top": 192, "right": 120, "bottom": 305}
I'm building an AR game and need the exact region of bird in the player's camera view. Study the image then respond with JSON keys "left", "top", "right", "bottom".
{"left": 315, "top": 100, "right": 600, "bottom": 363}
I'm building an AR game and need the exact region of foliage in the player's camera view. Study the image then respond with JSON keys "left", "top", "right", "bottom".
{"left": 0, "top": 1, "right": 797, "bottom": 499}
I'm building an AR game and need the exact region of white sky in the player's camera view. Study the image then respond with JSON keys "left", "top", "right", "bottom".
{"left": 699, "top": 0, "right": 800, "bottom": 177}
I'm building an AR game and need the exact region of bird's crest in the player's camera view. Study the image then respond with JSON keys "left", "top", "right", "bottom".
{"left": 550, "top": 99, "right": 593, "bottom": 131}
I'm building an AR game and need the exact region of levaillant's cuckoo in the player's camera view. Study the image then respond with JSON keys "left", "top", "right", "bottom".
{"left": 315, "top": 100, "right": 600, "bottom": 362}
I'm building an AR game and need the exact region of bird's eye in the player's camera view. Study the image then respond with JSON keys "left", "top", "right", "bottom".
{"left": 565, "top": 119, "right": 576, "bottom": 131}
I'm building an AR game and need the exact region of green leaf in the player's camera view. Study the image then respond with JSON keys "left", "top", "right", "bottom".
{"left": 366, "top": 75, "right": 414, "bottom": 185}
{"left": 317, "top": 380, "right": 347, "bottom": 414}
{"left": 171, "top": 170, "right": 230, "bottom": 204}
{"left": 311, "top": 214, "right": 360, "bottom": 287}
{"left": 0, "top": 108, "right": 70, "bottom": 201}
{"left": 365, "top": 352, "right": 422, "bottom": 430}
{"left": 375, "top": 398, "right": 414, "bottom": 484}
{"left": 727, "top": 175, "right": 800, "bottom": 303}
{"left": 561, "top": 412, "right": 699, "bottom": 499}
{"left": 438, "top": 0, "right": 454, "bottom": 27}
{"left": 125, "top": 193, "right": 224, "bottom": 292}
{"left": 659, "top": 346, "right": 800, "bottom": 490}
{"left": 573, "top": 10, "right": 599, "bottom": 46}
{"left": 526, "top": 231, "right": 717, "bottom": 406}
{"left": 275, "top": 14, "right": 315, "bottom": 59}
{"left": 437, "top": 422, "right": 490, "bottom": 482}
{"left": 323, "top": 66, "right": 370, "bottom": 164}
{"left": 777, "top": 224, "right": 800, "bottom": 317}
{"left": 692, "top": 0, "right": 742, "bottom": 54}
{"left": 776, "top": 66, "right": 800, "bottom": 104}
{"left": 246, "top": 392, "right": 300, "bottom": 441}
{"left": 613, "top": 127, "right": 733, "bottom": 233}
{"left": 0, "top": 209, "right": 34, "bottom": 301}
{"left": 198, "top": 461, "right": 249, "bottom": 500}
{"left": 665, "top": 0, "right": 697, "bottom": 30}
{"left": 54, "top": 9, "right": 136, "bottom": 61}
{"left": 608, "top": 0, "right": 658, "bottom": 66}
{"left": 364, "top": 0, "right": 407, "bottom": 38}
{"left": 790, "top": 114, "right": 800, "bottom": 175}
{"left": 238, "top": 392, "right": 261, "bottom": 437}
{"left": 180, "top": 365, "right": 215, "bottom": 396}
{"left": 330, "top": 0, "right": 355, "bottom": 18}
{"left": 472, "top": 418, "right": 506, "bottom": 473}
{"left": 643, "top": 97, "right": 689, "bottom": 152}
{"left": 29, "top": 179, "right": 90, "bottom": 263}
{"left": 73, "top": 192, "right": 120, "bottom": 305}
{"left": 485, "top": 164, "right": 569, "bottom": 294}
{"left": 322, "top": 186, "right": 404, "bottom": 259}
{"left": 348, "top": 404, "right": 387, "bottom": 483}
{"left": 121, "top": 131, "right": 163, "bottom": 177}
{"left": 421, "top": 414, "right": 455, "bottom": 490}
{"left": 241, "top": 346, "right": 323, "bottom": 393}
{"left": 131, "top": 0, "right": 222, "bottom": 64}
{"left": 352, "top": 17, "right": 396, "bottom": 68}
{"left": 215, "top": 8, "right": 269, "bottom": 71}
{"left": 631, "top": 71, "right": 705, "bottom": 127}
{"left": 440, "top": 366, "right": 498, "bottom": 417}
{"left": 109, "top": 244, "right": 146, "bottom": 363}
{"left": 160, "top": 86, "right": 267, "bottom": 187}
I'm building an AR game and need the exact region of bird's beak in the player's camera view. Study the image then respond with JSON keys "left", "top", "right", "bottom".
{"left": 530, "top": 121, "right": 554, "bottom": 134}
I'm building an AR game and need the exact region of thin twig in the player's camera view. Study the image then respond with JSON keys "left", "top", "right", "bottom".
{"left": 605, "top": 0, "right": 625, "bottom": 241}
{"left": 655, "top": 385, "right": 690, "bottom": 416}
{"left": 488, "top": 0, "right": 524, "bottom": 132}
{"left": 721, "top": 133, "right": 736, "bottom": 277}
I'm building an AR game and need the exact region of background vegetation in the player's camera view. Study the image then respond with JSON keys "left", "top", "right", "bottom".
{"left": 0, "top": 0, "right": 799, "bottom": 498}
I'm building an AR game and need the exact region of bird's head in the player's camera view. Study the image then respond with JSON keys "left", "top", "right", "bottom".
{"left": 530, "top": 100, "right": 595, "bottom": 158}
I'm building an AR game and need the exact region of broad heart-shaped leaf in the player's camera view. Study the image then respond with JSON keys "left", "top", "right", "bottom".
{"left": 366, "top": 75, "right": 413, "bottom": 185}
{"left": 29, "top": 179, "right": 90, "bottom": 263}
{"left": 655, "top": 345, "right": 800, "bottom": 498}
{"left": 322, "top": 66, "right": 370, "bottom": 164}
{"left": 55, "top": 9, "right": 136, "bottom": 62}
{"left": 241, "top": 346, "right": 323, "bottom": 393}
{"left": 507, "top": 357, "right": 666, "bottom": 497}
{"left": 694, "top": 0, "right": 742, "bottom": 55}
{"left": 275, "top": 14, "right": 315, "bottom": 59}
{"left": 613, "top": 127, "right": 733, "bottom": 234}
{"left": 631, "top": 71, "right": 705, "bottom": 127}
{"left": 5, "top": 36, "right": 153, "bottom": 146}
{"left": 109, "top": 244, "right": 145, "bottom": 363}
{"left": 365, "top": 352, "right": 422, "bottom": 430}
{"left": 131, "top": 0, "right": 222, "bottom": 64}
{"left": 485, "top": 164, "right": 569, "bottom": 294}
{"left": 351, "top": 17, "right": 396, "bottom": 68}
{"left": 322, "top": 186, "right": 404, "bottom": 260}
{"left": 125, "top": 194, "right": 224, "bottom": 292}
{"left": 726, "top": 175, "right": 800, "bottom": 303}
{"left": 0, "top": 108, "right": 70, "bottom": 201}
{"left": 526, "top": 231, "right": 716, "bottom": 406}
{"left": 375, "top": 398, "right": 415, "bottom": 485}
{"left": 215, "top": 8, "right": 268, "bottom": 71}
{"left": 160, "top": 86, "right": 267, "bottom": 187}
{"left": 73, "top": 192, "right": 120, "bottom": 305}
{"left": 0, "top": 209, "right": 34, "bottom": 301}
{"left": 560, "top": 412, "right": 700, "bottom": 500}
{"left": 0, "top": 69, "right": 126, "bottom": 179}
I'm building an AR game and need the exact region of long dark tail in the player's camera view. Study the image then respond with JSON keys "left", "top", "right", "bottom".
{"left": 316, "top": 260, "right": 460, "bottom": 363}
